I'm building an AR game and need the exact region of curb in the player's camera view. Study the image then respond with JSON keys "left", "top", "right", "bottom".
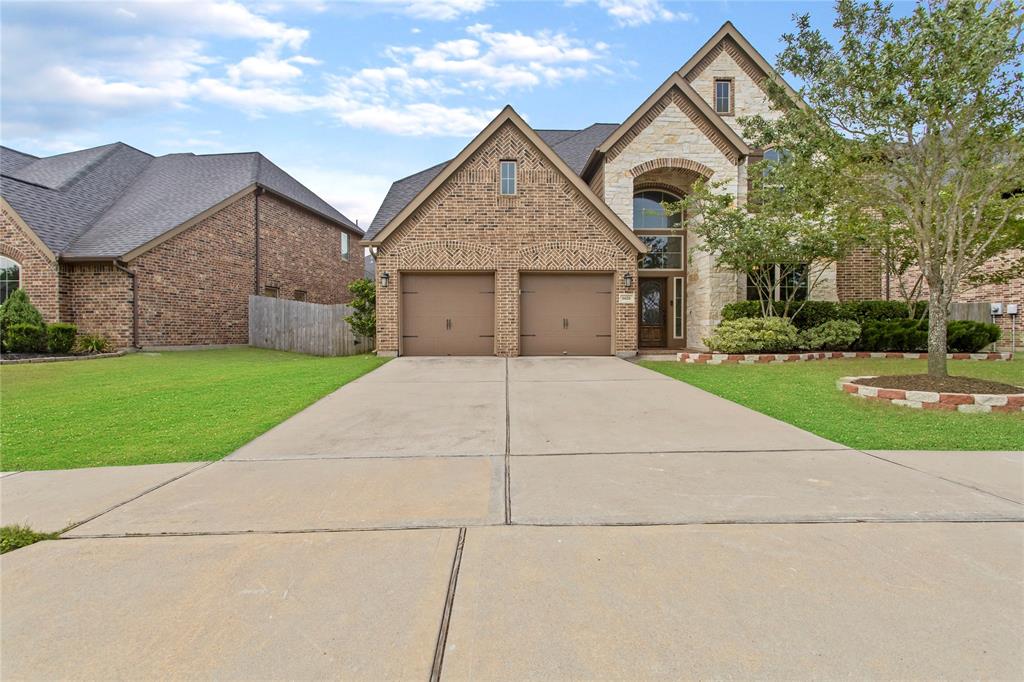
{"left": 837, "top": 376, "right": 1024, "bottom": 413}
{"left": 680, "top": 351, "right": 1013, "bottom": 365}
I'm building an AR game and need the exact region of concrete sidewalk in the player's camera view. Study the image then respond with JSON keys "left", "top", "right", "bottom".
{"left": 2, "top": 357, "right": 1022, "bottom": 679}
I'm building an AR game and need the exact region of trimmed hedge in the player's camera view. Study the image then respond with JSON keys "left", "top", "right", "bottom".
{"left": 798, "top": 320, "right": 862, "bottom": 351}
{"left": 721, "top": 300, "right": 928, "bottom": 330}
{"left": 703, "top": 317, "right": 801, "bottom": 353}
{"left": 46, "top": 323, "right": 78, "bottom": 354}
{"left": 4, "top": 323, "right": 47, "bottom": 353}
{"left": 857, "top": 319, "right": 1001, "bottom": 352}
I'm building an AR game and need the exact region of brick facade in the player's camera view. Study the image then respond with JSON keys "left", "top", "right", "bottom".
{"left": 1, "top": 190, "right": 361, "bottom": 348}
{"left": 375, "top": 121, "right": 639, "bottom": 357}
{"left": 837, "top": 247, "right": 883, "bottom": 301}
{"left": 0, "top": 204, "right": 60, "bottom": 322}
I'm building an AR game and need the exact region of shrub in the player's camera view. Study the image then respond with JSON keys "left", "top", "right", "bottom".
{"left": 1, "top": 525, "right": 58, "bottom": 554}
{"left": 46, "top": 323, "right": 78, "bottom": 354}
{"left": 4, "top": 323, "right": 46, "bottom": 353}
{"left": 0, "top": 289, "right": 44, "bottom": 350}
{"left": 74, "top": 333, "right": 111, "bottom": 354}
{"left": 798, "top": 320, "right": 862, "bottom": 351}
{"left": 947, "top": 320, "right": 1001, "bottom": 353}
{"left": 344, "top": 278, "right": 376, "bottom": 339}
{"left": 857, "top": 319, "right": 928, "bottom": 351}
{"left": 703, "top": 317, "right": 801, "bottom": 353}
{"left": 720, "top": 299, "right": 927, "bottom": 330}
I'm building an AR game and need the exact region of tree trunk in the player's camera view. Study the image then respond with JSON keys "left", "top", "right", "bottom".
{"left": 927, "top": 287, "right": 948, "bottom": 378}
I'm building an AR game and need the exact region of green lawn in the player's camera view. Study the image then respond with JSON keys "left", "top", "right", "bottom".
{"left": 641, "top": 358, "right": 1024, "bottom": 450}
{"left": 1, "top": 348, "right": 388, "bottom": 471}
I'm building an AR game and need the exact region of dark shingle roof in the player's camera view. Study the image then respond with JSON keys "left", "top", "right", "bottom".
{"left": 0, "top": 146, "right": 38, "bottom": 176}
{"left": 1, "top": 144, "right": 360, "bottom": 259}
{"left": 365, "top": 123, "right": 619, "bottom": 241}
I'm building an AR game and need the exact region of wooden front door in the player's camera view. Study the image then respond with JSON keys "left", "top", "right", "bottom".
{"left": 638, "top": 278, "right": 666, "bottom": 347}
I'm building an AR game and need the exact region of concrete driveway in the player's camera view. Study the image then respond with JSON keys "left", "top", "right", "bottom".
{"left": 3, "top": 356, "right": 1022, "bottom": 680}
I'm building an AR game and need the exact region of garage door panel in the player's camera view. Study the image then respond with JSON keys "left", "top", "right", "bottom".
{"left": 520, "top": 274, "right": 612, "bottom": 356}
{"left": 401, "top": 274, "right": 495, "bottom": 356}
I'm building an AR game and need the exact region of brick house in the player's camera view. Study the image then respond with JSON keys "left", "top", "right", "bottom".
{"left": 1, "top": 143, "right": 364, "bottom": 348}
{"left": 366, "top": 21, "right": 1020, "bottom": 356}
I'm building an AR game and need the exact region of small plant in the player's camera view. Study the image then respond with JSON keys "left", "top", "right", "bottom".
{"left": 1, "top": 525, "right": 58, "bottom": 554}
{"left": 4, "top": 323, "right": 46, "bottom": 353}
{"left": 798, "top": 320, "right": 861, "bottom": 351}
{"left": 703, "top": 317, "right": 800, "bottom": 353}
{"left": 0, "top": 289, "right": 44, "bottom": 351}
{"left": 75, "top": 333, "right": 111, "bottom": 354}
{"left": 46, "top": 322, "right": 78, "bottom": 354}
{"left": 344, "top": 277, "right": 376, "bottom": 339}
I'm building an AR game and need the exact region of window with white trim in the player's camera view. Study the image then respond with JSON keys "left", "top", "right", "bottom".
{"left": 341, "top": 232, "right": 350, "bottom": 260}
{"left": 0, "top": 256, "right": 20, "bottom": 304}
{"left": 500, "top": 160, "right": 517, "bottom": 195}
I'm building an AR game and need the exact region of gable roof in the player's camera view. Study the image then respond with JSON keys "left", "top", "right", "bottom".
{"left": 580, "top": 72, "right": 751, "bottom": 180}
{"left": 365, "top": 106, "right": 647, "bottom": 253}
{"left": 679, "top": 21, "right": 804, "bottom": 107}
{"left": 364, "top": 124, "right": 619, "bottom": 241}
{"left": 1, "top": 144, "right": 360, "bottom": 260}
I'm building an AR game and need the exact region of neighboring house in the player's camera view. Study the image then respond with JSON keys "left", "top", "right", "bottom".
{"left": 0, "top": 143, "right": 364, "bottom": 348}
{"left": 366, "top": 21, "right": 1019, "bottom": 356}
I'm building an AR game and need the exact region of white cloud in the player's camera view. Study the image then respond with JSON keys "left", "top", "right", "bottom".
{"left": 596, "top": 0, "right": 694, "bottom": 27}
{"left": 283, "top": 165, "right": 399, "bottom": 228}
{"left": 227, "top": 54, "right": 321, "bottom": 83}
{"left": 386, "top": 0, "right": 490, "bottom": 21}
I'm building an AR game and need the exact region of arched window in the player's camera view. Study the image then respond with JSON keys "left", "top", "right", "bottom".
{"left": 632, "top": 190, "right": 682, "bottom": 230}
{"left": 0, "top": 256, "right": 20, "bottom": 304}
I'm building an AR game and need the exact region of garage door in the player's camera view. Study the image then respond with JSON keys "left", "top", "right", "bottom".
{"left": 401, "top": 274, "right": 495, "bottom": 356}
{"left": 520, "top": 273, "right": 612, "bottom": 356}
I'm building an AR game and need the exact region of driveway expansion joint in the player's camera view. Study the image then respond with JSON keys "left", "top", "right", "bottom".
{"left": 431, "top": 527, "right": 466, "bottom": 682}
{"left": 856, "top": 449, "right": 1024, "bottom": 506}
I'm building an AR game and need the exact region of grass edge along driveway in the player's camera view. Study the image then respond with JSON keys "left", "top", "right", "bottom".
{"left": 641, "top": 358, "right": 1024, "bottom": 451}
{"left": 1, "top": 348, "right": 388, "bottom": 471}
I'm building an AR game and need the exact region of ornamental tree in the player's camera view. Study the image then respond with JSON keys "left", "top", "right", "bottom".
{"left": 754, "top": 0, "right": 1024, "bottom": 377}
{"left": 344, "top": 278, "right": 376, "bottom": 340}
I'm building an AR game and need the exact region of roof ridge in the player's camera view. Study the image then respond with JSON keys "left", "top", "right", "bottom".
{"left": 0, "top": 145, "right": 38, "bottom": 159}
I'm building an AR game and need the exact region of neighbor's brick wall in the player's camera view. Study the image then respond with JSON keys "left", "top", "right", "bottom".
{"left": 258, "top": 193, "right": 364, "bottom": 304}
{"left": 59, "top": 263, "right": 134, "bottom": 347}
{"left": 127, "top": 192, "right": 256, "bottom": 346}
{"left": 837, "top": 247, "right": 883, "bottom": 301}
{"left": 0, "top": 205, "right": 60, "bottom": 322}
{"left": 376, "top": 120, "right": 639, "bottom": 357}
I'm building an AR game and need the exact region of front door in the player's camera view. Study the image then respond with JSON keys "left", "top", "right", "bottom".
{"left": 639, "top": 278, "right": 666, "bottom": 347}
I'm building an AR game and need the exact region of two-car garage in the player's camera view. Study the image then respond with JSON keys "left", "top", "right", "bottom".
{"left": 400, "top": 273, "right": 613, "bottom": 356}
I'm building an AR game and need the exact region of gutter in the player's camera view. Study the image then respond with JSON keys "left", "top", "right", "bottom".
{"left": 112, "top": 261, "right": 140, "bottom": 348}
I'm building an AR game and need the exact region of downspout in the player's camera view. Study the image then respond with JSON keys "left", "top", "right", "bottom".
{"left": 254, "top": 186, "right": 265, "bottom": 295}
{"left": 112, "top": 261, "right": 139, "bottom": 348}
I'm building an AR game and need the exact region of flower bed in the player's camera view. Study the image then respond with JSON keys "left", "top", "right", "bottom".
{"left": 837, "top": 376, "right": 1024, "bottom": 413}
{"left": 679, "top": 351, "right": 1012, "bottom": 364}
{"left": 0, "top": 350, "right": 127, "bottom": 365}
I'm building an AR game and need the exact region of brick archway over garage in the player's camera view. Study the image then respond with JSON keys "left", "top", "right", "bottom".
{"left": 628, "top": 158, "right": 715, "bottom": 179}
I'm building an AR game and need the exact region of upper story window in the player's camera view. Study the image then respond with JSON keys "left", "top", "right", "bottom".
{"left": 341, "top": 232, "right": 350, "bottom": 260}
{"left": 632, "top": 190, "right": 682, "bottom": 230}
{"left": 714, "top": 78, "right": 733, "bottom": 115}
{"left": 0, "top": 256, "right": 21, "bottom": 304}
{"left": 500, "top": 160, "right": 517, "bottom": 195}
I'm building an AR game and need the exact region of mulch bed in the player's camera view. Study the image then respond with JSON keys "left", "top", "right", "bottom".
{"left": 853, "top": 374, "right": 1023, "bottom": 395}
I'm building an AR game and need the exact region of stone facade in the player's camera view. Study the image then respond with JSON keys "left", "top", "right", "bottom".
{"left": 1, "top": 191, "right": 362, "bottom": 348}
{"left": 375, "top": 121, "right": 638, "bottom": 357}
{"left": 686, "top": 36, "right": 781, "bottom": 136}
{"left": 0, "top": 204, "right": 60, "bottom": 323}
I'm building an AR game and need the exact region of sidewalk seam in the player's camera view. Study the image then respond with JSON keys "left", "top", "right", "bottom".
{"left": 505, "top": 357, "right": 512, "bottom": 525}
{"left": 855, "top": 450, "right": 1023, "bottom": 507}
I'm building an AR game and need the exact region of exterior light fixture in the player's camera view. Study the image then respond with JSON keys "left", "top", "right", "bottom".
{"left": 380, "top": 272, "right": 390, "bottom": 288}
{"left": 624, "top": 273, "right": 634, "bottom": 288}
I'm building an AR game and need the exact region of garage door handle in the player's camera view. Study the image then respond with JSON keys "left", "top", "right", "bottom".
{"left": 563, "top": 318, "right": 569, "bottom": 329}
{"left": 446, "top": 318, "right": 452, "bottom": 330}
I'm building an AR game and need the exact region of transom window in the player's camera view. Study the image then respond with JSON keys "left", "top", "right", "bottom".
{"left": 714, "top": 79, "right": 733, "bottom": 115}
{"left": 500, "top": 160, "right": 517, "bottom": 195}
{"left": 0, "top": 256, "right": 20, "bottom": 304}
{"left": 639, "top": 236, "right": 684, "bottom": 270}
{"left": 632, "top": 190, "right": 682, "bottom": 230}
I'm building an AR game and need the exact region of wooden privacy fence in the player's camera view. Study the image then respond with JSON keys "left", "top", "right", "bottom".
{"left": 249, "top": 295, "right": 372, "bottom": 356}
{"left": 948, "top": 301, "right": 994, "bottom": 324}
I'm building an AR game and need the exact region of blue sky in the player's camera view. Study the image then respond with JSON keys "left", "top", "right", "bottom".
{"left": 0, "top": 0, "right": 907, "bottom": 228}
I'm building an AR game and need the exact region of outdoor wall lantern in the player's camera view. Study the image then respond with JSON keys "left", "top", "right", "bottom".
{"left": 623, "top": 273, "right": 634, "bottom": 288}
{"left": 380, "top": 272, "right": 390, "bottom": 288}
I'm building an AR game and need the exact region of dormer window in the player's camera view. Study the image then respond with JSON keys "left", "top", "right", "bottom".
{"left": 714, "top": 78, "right": 734, "bottom": 115}
{"left": 500, "top": 160, "right": 517, "bottom": 195}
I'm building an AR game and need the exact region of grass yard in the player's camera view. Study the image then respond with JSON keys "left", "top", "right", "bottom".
{"left": 1, "top": 348, "right": 388, "bottom": 471}
{"left": 642, "top": 358, "right": 1024, "bottom": 450}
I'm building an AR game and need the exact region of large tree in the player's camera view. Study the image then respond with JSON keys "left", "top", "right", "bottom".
{"left": 754, "top": 0, "right": 1023, "bottom": 377}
